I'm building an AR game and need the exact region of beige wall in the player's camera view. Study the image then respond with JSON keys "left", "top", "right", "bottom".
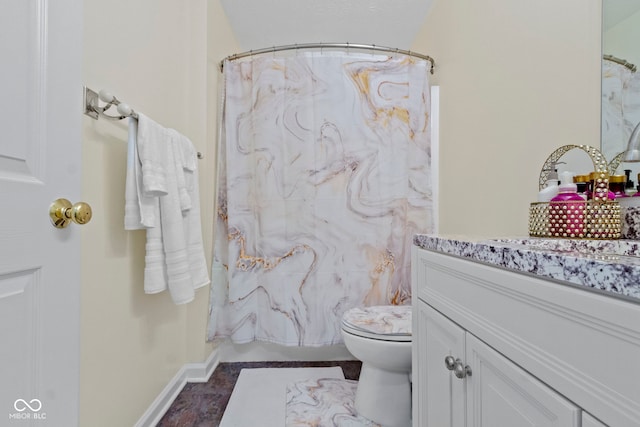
{"left": 413, "top": 0, "right": 602, "bottom": 236}
{"left": 80, "top": 1, "right": 237, "bottom": 425}
{"left": 78, "top": 0, "right": 604, "bottom": 423}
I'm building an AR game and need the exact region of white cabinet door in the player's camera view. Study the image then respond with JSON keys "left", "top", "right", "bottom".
{"left": 582, "top": 413, "right": 608, "bottom": 427}
{"left": 465, "top": 333, "right": 580, "bottom": 427}
{"left": 416, "top": 302, "right": 466, "bottom": 427}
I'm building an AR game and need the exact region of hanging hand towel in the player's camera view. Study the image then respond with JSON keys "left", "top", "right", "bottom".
{"left": 143, "top": 225, "right": 168, "bottom": 294}
{"left": 171, "top": 131, "right": 193, "bottom": 213}
{"left": 125, "top": 114, "right": 209, "bottom": 304}
{"left": 143, "top": 129, "right": 210, "bottom": 304}
{"left": 137, "top": 113, "right": 170, "bottom": 197}
{"left": 124, "top": 117, "right": 142, "bottom": 229}
{"left": 124, "top": 117, "right": 161, "bottom": 229}
{"left": 151, "top": 130, "right": 199, "bottom": 304}
{"left": 174, "top": 132, "right": 210, "bottom": 290}
{"left": 124, "top": 114, "right": 169, "bottom": 229}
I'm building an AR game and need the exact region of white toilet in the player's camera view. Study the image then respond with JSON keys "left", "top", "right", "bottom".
{"left": 341, "top": 305, "right": 412, "bottom": 427}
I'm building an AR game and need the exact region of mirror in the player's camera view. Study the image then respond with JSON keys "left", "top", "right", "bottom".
{"left": 602, "top": 0, "right": 640, "bottom": 192}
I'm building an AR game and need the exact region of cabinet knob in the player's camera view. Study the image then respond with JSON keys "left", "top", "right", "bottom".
{"left": 453, "top": 359, "right": 472, "bottom": 379}
{"left": 444, "top": 355, "right": 456, "bottom": 371}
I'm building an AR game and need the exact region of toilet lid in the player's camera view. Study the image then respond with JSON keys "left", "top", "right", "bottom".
{"left": 341, "top": 305, "right": 412, "bottom": 342}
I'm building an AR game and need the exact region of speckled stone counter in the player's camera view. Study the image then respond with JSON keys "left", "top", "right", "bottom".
{"left": 414, "top": 235, "right": 640, "bottom": 303}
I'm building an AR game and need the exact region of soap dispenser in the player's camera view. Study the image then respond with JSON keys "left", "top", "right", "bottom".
{"left": 537, "top": 166, "right": 560, "bottom": 202}
{"left": 549, "top": 171, "right": 586, "bottom": 238}
{"left": 551, "top": 172, "right": 584, "bottom": 202}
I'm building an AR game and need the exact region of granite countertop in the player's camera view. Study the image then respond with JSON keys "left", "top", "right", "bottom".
{"left": 413, "top": 234, "right": 640, "bottom": 303}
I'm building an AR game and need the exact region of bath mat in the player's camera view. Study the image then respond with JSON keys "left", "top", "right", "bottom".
{"left": 286, "top": 378, "right": 380, "bottom": 427}
{"left": 219, "top": 367, "right": 345, "bottom": 427}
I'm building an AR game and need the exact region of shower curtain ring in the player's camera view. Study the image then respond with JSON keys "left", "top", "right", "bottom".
{"left": 371, "top": 44, "right": 375, "bottom": 56}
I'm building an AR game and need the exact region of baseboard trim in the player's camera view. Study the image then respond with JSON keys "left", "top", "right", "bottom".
{"left": 134, "top": 349, "right": 220, "bottom": 427}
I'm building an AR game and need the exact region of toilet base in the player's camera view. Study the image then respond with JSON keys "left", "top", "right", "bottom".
{"left": 354, "top": 363, "right": 411, "bottom": 427}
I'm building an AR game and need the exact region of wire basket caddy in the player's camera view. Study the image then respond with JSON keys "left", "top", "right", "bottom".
{"left": 529, "top": 145, "right": 621, "bottom": 239}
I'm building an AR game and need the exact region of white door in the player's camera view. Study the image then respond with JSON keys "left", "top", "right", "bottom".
{"left": 0, "top": 0, "right": 83, "bottom": 425}
{"left": 465, "top": 333, "right": 580, "bottom": 427}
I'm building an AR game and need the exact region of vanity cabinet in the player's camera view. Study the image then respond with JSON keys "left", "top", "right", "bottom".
{"left": 411, "top": 246, "right": 640, "bottom": 427}
{"left": 583, "top": 413, "right": 609, "bottom": 427}
{"left": 416, "top": 302, "right": 580, "bottom": 426}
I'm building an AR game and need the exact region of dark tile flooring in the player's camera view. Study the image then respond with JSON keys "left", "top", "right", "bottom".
{"left": 157, "top": 360, "right": 362, "bottom": 427}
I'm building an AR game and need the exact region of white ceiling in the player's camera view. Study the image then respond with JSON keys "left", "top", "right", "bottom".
{"left": 220, "top": 0, "right": 434, "bottom": 52}
{"left": 603, "top": 0, "right": 640, "bottom": 30}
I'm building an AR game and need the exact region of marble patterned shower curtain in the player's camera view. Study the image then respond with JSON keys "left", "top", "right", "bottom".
{"left": 208, "top": 51, "right": 434, "bottom": 346}
{"left": 602, "top": 60, "right": 640, "bottom": 161}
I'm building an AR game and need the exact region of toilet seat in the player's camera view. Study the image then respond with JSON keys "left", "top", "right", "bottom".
{"left": 341, "top": 305, "right": 412, "bottom": 342}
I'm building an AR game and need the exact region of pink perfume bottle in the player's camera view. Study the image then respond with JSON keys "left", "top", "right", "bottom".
{"left": 549, "top": 172, "right": 586, "bottom": 238}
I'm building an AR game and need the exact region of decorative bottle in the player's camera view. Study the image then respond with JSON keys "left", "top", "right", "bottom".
{"left": 589, "top": 171, "right": 614, "bottom": 200}
{"left": 634, "top": 173, "right": 640, "bottom": 197}
{"left": 573, "top": 174, "right": 590, "bottom": 200}
{"left": 609, "top": 175, "right": 629, "bottom": 198}
{"left": 537, "top": 168, "right": 559, "bottom": 202}
{"left": 624, "top": 169, "right": 635, "bottom": 196}
{"left": 549, "top": 172, "right": 586, "bottom": 238}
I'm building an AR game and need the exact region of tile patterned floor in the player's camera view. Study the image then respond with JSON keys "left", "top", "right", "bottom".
{"left": 157, "top": 361, "right": 362, "bottom": 427}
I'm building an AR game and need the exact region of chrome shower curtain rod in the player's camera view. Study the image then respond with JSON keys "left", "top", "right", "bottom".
{"left": 604, "top": 54, "right": 636, "bottom": 72}
{"left": 219, "top": 42, "right": 435, "bottom": 74}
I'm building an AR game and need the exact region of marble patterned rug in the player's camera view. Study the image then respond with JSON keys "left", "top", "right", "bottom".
{"left": 219, "top": 367, "right": 378, "bottom": 427}
{"left": 286, "top": 378, "right": 380, "bottom": 427}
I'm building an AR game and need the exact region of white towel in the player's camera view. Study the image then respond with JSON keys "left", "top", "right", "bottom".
{"left": 143, "top": 226, "right": 168, "bottom": 294}
{"left": 171, "top": 131, "right": 193, "bottom": 213}
{"left": 123, "top": 118, "right": 153, "bottom": 229}
{"left": 124, "top": 115, "right": 168, "bottom": 229}
{"left": 151, "top": 129, "right": 193, "bottom": 303}
{"left": 129, "top": 124, "right": 209, "bottom": 304}
{"left": 136, "top": 113, "right": 170, "bottom": 197}
{"left": 174, "top": 132, "right": 210, "bottom": 290}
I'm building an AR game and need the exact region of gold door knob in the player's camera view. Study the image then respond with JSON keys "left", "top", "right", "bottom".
{"left": 49, "top": 198, "right": 93, "bottom": 228}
